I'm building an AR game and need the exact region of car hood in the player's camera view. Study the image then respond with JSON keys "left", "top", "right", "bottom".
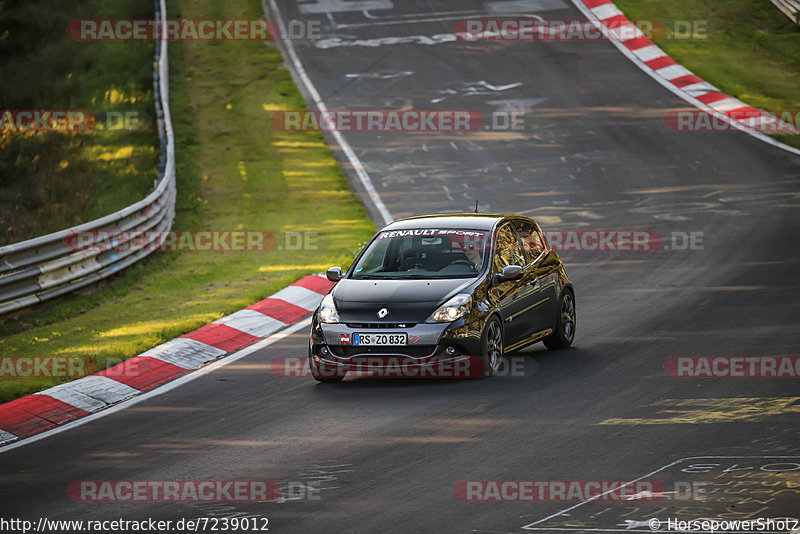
{"left": 332, "top": 278, "right": 473, "bottom": 323}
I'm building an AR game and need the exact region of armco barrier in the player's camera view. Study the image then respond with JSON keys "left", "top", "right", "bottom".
{"left": 0, "top": 0, "right": 176, "bottom": 317}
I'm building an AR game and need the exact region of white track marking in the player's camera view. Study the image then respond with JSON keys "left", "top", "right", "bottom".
{"left": 363, "top": 9, "right": 483, "bottom": 20}
{"left": 143, "top": 337, "right": 227, "bottom": 369}
{"left": 630, "top": 45, "right": 666, "bottom": 62}
{"left": 0, "top": 429, "right": 18, "bottom": 445}
{"left": 486, "top": 0, "right": 569, "bottom": 13}
{"left": 316, "top": 33, "right": 459, "bottom": 48}
{"left": 344, "top": 71, "right": 413, "bottom": 79}
{"left": 567, "top": 0, "right": 800, "bottom": 156}
{"left": 270, "top": 285, "right": 325, "bottom": 311}
{"left": 36, "top": 388, "right": 106, "bottom": 413}
{"left": 213, "top": 309, "right": 286, "bottom": 338}
{"left": 0, "top": 318, "right": 311, "bottom": 454}
{"left": 330, "top": 14, "right": 504, "bottom": 29}
{"left": 298, "top": 0, "right": 393, "bottom": 14}
{"left": 44, "top": 375, "right": 139, "bottom": 405}
{"left": 521, "top": 455, "right": 800, "bottom": 530}
{"left": 590, "top": 3, "right": 622, "bottom": 19}
{"left": 265, "top": 0, "right": 393, "bottom": 225}
{"left": 328, "top": 10, "right": 545, "bottom": 34}
{"left": 653, "top": 64, "right": 692, "bottom": 81}
{"left": 680, "top": 81, "right": 718, "bottom": 97}
{"left": 622, "top": 490, "right": 675, "bottom": 501}
{"left": 477, "top": 81, "right": 523, "bottom": 92}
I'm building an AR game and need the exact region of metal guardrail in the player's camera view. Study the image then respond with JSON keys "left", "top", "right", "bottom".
{"left": 0, "top": 0, "right": 176, "bottom": 317}
{"left": 770, "top": 0, "right": 800, "bottom": 23}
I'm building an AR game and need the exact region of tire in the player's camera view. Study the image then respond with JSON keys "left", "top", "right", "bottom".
{"left": 544, "top": 289, "right": 576, "bottom": 350}
{"left": 479, "top": 317, "right": 505, "bottom": 377}
{"left": 311, "top": 360, "right": 346, "bottom": 382}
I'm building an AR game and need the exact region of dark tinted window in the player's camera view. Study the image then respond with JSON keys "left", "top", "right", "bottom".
{"left": 493, "top": 224, "right": 526, "bottom": 273}
{"left": 515, "top": 220, "right": 546, "bottom": 262}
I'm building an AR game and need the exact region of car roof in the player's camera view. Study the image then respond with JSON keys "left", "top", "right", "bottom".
{"left": 383, "top": 213, "right": 514, "bottom": 231}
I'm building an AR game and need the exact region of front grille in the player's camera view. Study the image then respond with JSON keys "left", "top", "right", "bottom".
{"left": 330, "top": 345, "right": 437, "bottom": 358}
{"left": 345, "top": 323, "right": 417, "bottom": 329}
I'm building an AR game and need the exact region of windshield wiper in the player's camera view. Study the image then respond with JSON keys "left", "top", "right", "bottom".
{"left": 392, "top": 274, "right": 451, "bottom": 279}
{"left": 353, "top": 274, "right": 408, "bottom": 279}
{"left": 356, "top": 274, "right": 464, "bottom": 280}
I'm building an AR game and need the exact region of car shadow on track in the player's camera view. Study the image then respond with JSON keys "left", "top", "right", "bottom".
{"left": 310, "top": 344, "right": 596, "bottom": 393}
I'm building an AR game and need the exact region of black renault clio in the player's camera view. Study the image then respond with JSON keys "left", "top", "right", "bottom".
{"left": 309, "top": 214, "right": 575, "bottom": 381}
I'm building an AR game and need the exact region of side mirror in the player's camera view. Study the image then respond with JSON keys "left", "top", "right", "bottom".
{"left": 492, "top": 265, "right": 523, "bottom": 287}
{"left": 326, "top": 266, "right": 343, "bottom": 282}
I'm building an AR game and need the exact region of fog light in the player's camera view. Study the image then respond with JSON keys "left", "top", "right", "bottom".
{"left": 319, "top": 346, "right": 330, "bottom": 356}
{"left": 446, "top": 346, "right": 458, "bottom": 355}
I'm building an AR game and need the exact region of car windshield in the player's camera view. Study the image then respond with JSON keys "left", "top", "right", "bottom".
{"left": 351, "top": 228, "right": 490, "bottom": 280}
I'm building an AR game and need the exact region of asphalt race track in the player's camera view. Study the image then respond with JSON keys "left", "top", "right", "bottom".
{"left": 2, "top": 0, "right": 800, "bottom": 532}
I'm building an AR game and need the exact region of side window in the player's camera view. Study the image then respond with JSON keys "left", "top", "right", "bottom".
{"left": 493, "top": 224, "right": 526, "bottom": 273}
{"left": 515, "top": 220, "right": 545, "bottom": 262}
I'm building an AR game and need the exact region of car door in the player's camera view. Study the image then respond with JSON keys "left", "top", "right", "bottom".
{"left": 487, "top": 223, "right": 534, "bottom": 346}
{"left": 515, "top": 219, "right": 559, "bottom": 334}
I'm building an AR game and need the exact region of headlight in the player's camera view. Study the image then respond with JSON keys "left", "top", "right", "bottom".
{"left": 318, "top": 293, "right": 340, "bottom": 324}
{"left": 427, "top": 294, "right": 472, "bottom": 323}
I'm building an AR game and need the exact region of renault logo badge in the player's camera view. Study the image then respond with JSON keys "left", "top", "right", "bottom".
{"left": 377, "top": 308, "right": 389, "bottom": 318}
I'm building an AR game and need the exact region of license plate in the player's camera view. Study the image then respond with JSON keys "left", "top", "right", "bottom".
{"left": 354, "top": 333, "right": 408, "bottom": 346}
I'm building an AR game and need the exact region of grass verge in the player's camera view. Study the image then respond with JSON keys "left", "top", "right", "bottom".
{"left": 614, "top": 0, "right": 800, "bottom": 149}
{"left": 0, "top": 0, "right": 158, "bottom": 245}
{"left": 0, "top": 0, "right": 375, "bottom": 402}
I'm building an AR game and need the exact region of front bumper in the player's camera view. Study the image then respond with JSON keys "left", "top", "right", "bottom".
{"left": 309, "top": 316, "right": 483, "bottom": 374}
